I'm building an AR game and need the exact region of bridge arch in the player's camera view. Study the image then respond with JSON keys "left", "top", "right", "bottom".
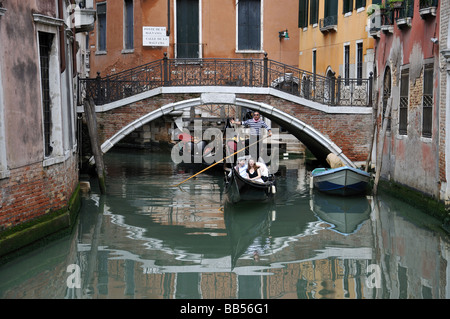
{"left": 96, "top": 93, "right": 356, "bottom": 167}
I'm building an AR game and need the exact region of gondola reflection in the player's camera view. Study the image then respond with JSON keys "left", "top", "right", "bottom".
{"left": 223, "top": 201, "right": 275, "bottom": 269}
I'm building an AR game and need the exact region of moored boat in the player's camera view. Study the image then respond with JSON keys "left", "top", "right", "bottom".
{"left": 311, "top": 166, "right": 371, "bottom": 196}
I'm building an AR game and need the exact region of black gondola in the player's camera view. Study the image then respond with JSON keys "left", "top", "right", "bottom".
{"left": 224, "top": 165, "right": 276, "bottom": 203}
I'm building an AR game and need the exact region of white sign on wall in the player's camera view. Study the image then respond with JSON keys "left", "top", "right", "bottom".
{"left": 143, "top": 26, "right": 169, "bottom": 46}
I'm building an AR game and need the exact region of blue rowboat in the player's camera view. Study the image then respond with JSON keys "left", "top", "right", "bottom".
{"left": 311, "top": 166, "right": 371, "bottom": 196}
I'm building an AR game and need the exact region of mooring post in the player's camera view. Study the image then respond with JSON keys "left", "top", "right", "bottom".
{"left": 373, "top": 97, "right": 392, "bottom": 195}
{"left": 84, "top": 97, "right": 106, "bottom": 194}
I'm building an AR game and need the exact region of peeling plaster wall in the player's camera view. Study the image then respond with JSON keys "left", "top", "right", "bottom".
{"left": 375, "top": 3, "right": 440, "bottom": 199}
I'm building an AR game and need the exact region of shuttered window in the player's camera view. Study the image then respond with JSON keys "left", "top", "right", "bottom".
{"left": 310, "top": 0, "right": 318, "bottom": 25}
{"left": 399, "top": 69, "right": 409, "bottom": 135}
{"left": 177, "top": 0, "right": 199, "bottom": 58}
{"left": 343, "top": 0, "right": 353, "bottom": 14}
{"left": 238, "top": 0, "right": 261, "bottom": 50}
{"left": 97, "top": 2, "right": 106, "bottom": 51}
{"left": 39, "top": 32, "right": 53, "bottom": 157}
{"left": 422, "top": 64, "right": 433, "bottom": 138}
{"left": 324, "top": 0, "right": 338, "bottom": 18}
{"left": 298, "top": 0, "right": 308, "bottom": 28}
{"left": 124, "top": 0, "right": 133, "bottom": 50}
{"left": 355, "top": 0, "right": 366, "bottom": 9}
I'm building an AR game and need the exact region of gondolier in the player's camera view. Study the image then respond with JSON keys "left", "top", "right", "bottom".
{"left": 230, "top": 111, "right": 272, "bottom": 160}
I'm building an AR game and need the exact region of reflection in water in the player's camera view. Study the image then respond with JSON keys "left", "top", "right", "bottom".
{"left": 0, "top": 150, "right": 448, "bottom": 299}
{"left": 310, "top": 191, "right": 371, "bottom": 235}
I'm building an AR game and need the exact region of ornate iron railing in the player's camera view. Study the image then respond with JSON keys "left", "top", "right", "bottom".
{"left": 419, "top": 0, "right": 438, "bottom": 9}
{"left": 78, "top": 54, "right": 373, "bottom": 107}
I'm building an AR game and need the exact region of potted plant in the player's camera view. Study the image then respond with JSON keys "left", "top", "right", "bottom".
{"left": 388, "top": 0, "right": 403, "bottom": 8}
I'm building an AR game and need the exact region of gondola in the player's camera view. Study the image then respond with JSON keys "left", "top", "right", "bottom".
{"left": 224, "top": 164, "right": 276, "bottom": 203}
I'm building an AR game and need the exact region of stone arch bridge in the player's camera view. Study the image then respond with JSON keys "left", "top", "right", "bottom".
{"left": 78, "top": 56, "right": 374, "bottom": 167}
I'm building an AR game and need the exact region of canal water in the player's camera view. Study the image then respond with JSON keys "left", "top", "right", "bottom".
{"left": 0, "top": 150, "right": 449, "bottom": 299}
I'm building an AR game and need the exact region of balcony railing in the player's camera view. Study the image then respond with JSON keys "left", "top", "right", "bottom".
{"left": 419, "top": 0, "right": 438, "bottom": 18}
{"left": 78, "top": 55, "right": 373, "bottom": 107}
{"left": 319, "top": 15, "right": 338, "bottom": 32}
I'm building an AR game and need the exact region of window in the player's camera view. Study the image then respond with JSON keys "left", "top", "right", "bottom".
{"left": 124, "top": 0, "right": 133, "bottom": 50}
{"left": 97, "top": 2, "right": 107, "bottom": 52}
{"left": 39, "top": 32, "right": 53, "bottom": 157}
{"left": 299, "top": 0, "right": 309, "bottom": 28}
{"left": 309, "top": 0, "right": 318, "bottom": 25}
{"left": 356, "top": 42, "right": 363, "bottom": 85}
{"left": 312, "top": 49, "right": 317, "bottom": 76}
{"left": 422, "top": 64, "right": 433, "bottom": 138}
{"left": 383, "top": 66, "right": 392, "bottom": 132}
{"left": 238, "top": 0, "right": 261, "bottom": 51}
{"left": 343, "top": 0, "right": 353, "bottom": 14}
{"left": 177, "top": 0, "right": 200, "bottom": 58}
{"left": 344, "top": 44, "right": 350, "bottom": 85}
{"left": 399, "top": 69, "right": 409, "bottom": 135}
{"left": 355, "top": 0, "right": 366, "bottom": 9}
{"left": 321, "top": 0, "right": 338, "bottom": 29}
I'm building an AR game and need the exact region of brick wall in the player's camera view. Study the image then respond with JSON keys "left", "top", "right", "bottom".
{"left": 0, "top": 154, "right": 78, "bottom": 230}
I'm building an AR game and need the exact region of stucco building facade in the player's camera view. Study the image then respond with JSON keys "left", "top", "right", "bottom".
{"left": 0, "top": 0, "right": 95, "bottom": 257}
{"left": 371, "top": 0, "right": 441, "bottom": 200}
{"left": 88, "top": 0, "right": 301, "bottom": 78}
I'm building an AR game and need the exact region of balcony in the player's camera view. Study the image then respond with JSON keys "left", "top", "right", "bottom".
{"left": 319, "top": 15, "right": 337, "bottom": 33}
{"left": 73, "top": 5, "right": 96, "bottom": 33}
{"left": 419, "top": 0, "right": 438, "bottom": 19}
{"left": 368, "top": 10, "right": 381, "bottom": 38}
{"left": 395, "top": 0, "right": 414, "bottom": 29}
{"left": 380, "top": 9, "right": 394, "bottom": 34}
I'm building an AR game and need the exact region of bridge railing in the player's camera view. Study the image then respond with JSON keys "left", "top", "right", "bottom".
{"left": 78, "top": 54, "right": 373, "bottom": 107}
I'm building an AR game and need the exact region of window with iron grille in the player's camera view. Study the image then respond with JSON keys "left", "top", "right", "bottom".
{"left": 124, "top": 0, "right": 134, "bottom": 50}
{"left": 39, "top": 32, "right": 53, "bottom": 157}
{"left": 383, "top": 66, "right": 392, "bottom": 132}
{"left": 357, "top": 42, "right": 363, "bottom": 85}
{"left": 344, "top": 44, "right": 350, "bottom": 85}
{"left": 399, "top": 69, "right": 409, "bottom": 135}
{"left": 422, "top": 64, "right": 433, "bottom": 138}
{"left": 97, "top": 2, "right": 107, "bottom": 52}
{"left": 298, "top": 0, "right": 309, "bottom": 28}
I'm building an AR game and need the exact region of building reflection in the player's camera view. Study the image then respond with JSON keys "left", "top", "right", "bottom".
{"left": 0, "top": 157, "right": 448, "bottom": 299}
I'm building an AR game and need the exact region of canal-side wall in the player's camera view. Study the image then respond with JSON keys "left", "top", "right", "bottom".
{"left": 0, "top": 156, "right": 80, "bottom": 260}
{"left": 374, "top": 2, "right": 441, "bottom": 201}
{"left": 0, "top": 1, "right": 81, "bottom": 259}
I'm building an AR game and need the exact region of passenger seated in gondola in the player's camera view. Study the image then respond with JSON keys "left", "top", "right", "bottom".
{"left": 234, "top": 158, "right": 248, "bottom": 177}
{"left": 246, "top": 158, "right": 264, "bottom": 183}
{"left": 256, "top": 161, "right": 269, "bottom": 182}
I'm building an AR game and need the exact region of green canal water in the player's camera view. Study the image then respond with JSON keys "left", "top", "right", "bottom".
{"left": 0, "top": 150, "right": 449, "bottom": 299}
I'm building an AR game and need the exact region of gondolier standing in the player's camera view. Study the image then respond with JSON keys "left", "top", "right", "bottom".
{"left": 231, "top": 111, "right": 272, "bottom": 160}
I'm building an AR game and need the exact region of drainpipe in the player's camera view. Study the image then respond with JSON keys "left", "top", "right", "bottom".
{"left": 58, "top": 0, "right": 66, "bottom": 73}
{"left": 167, "top": 0, "right": 171, "bottom": 36}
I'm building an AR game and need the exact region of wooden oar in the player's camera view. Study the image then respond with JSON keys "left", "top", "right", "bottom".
{"left": 171, "top": 135, "right": 269, "bottom": 187}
